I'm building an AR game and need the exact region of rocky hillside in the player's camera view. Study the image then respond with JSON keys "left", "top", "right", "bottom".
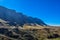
{"left": 0, "top": 6, "right": 60, "bottom": 40}
{"left": 0, "top": 6, "right": 47, "bottom": 27}
{"left": 0, "top": 27, "right": 60, "bottom": 40}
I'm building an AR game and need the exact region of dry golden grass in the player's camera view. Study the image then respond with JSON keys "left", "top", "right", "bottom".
{"left": 23, "top": 25, "right": 50, "bottom": 30}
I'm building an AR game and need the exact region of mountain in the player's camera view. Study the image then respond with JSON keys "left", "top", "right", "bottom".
{"left": 0, "top": 6, "right": 60, "bottom": 40}
{"left": 0, "top": 6, "right": 47, "bottom": 27}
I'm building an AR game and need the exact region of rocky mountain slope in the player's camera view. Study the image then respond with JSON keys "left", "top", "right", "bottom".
{"left": 0, "top": 6, "right": 60, "bottom": 40}
{"left": 0, "top": 6, "right": 47, "bottom": 27}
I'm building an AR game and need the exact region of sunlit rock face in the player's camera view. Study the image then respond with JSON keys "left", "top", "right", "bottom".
{"left": 0, "top": 6, "right": 47, "bottom": 26}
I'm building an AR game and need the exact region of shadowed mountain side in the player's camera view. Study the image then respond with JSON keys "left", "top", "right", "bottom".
{"left": 0, "top": 6, "right": 47, "bottom": 27}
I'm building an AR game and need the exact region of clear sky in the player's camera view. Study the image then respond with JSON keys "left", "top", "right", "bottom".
{"left": 0, "top": 0, "right": 60, "bottom": 26}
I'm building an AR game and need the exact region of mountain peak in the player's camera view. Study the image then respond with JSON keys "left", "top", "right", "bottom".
{"left": 0, "top": 6, "right": 47, "bottom": 27}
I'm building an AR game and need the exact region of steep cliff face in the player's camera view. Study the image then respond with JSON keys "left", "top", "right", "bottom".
{"left": 0, "top": 6, "right": 47, "bottom": 26}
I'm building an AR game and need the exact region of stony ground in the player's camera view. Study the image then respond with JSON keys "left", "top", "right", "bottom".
{"left": 0, "top": 26, "right": 60, "bottom": 40}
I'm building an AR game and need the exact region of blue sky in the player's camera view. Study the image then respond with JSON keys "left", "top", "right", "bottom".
{"left": 0, "top": 0, "right": 60, "bottom": 26}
